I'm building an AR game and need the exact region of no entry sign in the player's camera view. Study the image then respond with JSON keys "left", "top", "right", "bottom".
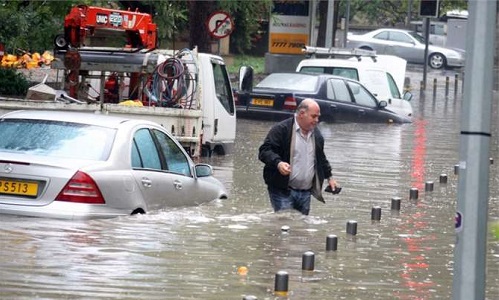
{"left": 206, "top": 11, "right": 234, "bottom": 39}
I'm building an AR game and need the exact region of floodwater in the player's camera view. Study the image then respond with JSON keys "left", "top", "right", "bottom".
{"left": 1, "top": 67, "right": 498, "bottom": 299}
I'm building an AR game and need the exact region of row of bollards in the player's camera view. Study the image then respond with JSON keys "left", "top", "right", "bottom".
{"left": 243, "top": 159, "right": 496, "bottom": 299}
{"left": 420, "top": 74, "right": 461, "bottom": 98}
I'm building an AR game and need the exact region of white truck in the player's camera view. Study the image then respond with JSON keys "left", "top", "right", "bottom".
{"left": 0, "top": 5, "right": 236, "bottom": 158}
{"left": 0, "top": 48, "right": 236, "bottom": 158}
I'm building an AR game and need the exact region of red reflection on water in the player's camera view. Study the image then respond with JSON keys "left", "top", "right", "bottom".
{"left": 411, "top": 119, "right": 428, "bottom": 192}
{"left": 394, "top": 118, "right": 435, "bottom": 299}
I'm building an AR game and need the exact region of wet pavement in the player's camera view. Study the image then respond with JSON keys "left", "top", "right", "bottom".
{"left": 0, "top": 65, "right": 498, "bottom": 299}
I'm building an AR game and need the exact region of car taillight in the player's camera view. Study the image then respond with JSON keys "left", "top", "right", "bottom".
{"left": 283, "top": 96, "right": 297, "bottom": 110}
{"left": 55, "top": 171, "right": 105, "bottom": 204}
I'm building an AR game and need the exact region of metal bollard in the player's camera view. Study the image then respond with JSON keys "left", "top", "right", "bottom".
{"left": 326, "top": 234, "right": 338, "bottom": 251}
{"left": 281, "top": 225, "right": 290, "bottom": 233}
{"left": 425, "top": 181, "right": 434, "bottom": 192}
{"left": 346, "top": 220, "right": 357, "bottom": 235}
{"left": 454, "top": 74, "right": 459, "bottom": 96}
{"left": 454, "top": 164, "right": 460, "bottom": 175}
{"left": 433, "top": 78, "right": 437, "bottom": 97}
{"left": 420, "top": 80, "right": 425, "bottom": 91}
{"left": 243, "top": 296, "right": 258, "bottom": 300}
{"left": 302, "top": 251, "right": 315, "bottom": 271}
{"left": 391, "top": 197, "right": 401, "bottom": 210}
{"left": 445, "top": 76, "right": 450, "bottom": 97}
{"left": 461, "top": 72, "right": 465, "bottom": 93}
{"left": 371, "top": 206, "right": 382, "bottom": 221}
{"left": 274, "top": 271, "right": 289, "bottom": 297}
{"left": 440, "top": 174, "right": 448, "bottom": 184}
{"left": 491, "top": 157, "right": 494, "bottom": 165}
{"left": 409, "top": 187, "right": 419, "bottom": 200}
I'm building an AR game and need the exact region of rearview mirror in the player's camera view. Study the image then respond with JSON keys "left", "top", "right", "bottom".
{"left": 195, "top": 164, "right": 213, "bottom": 178}
{"left": 403, "top": 91, "right": 413, "bottom": 101}
{"left": 239, "top": 66, "right": 254, "bottom": 92}
{"left": 378, "top": 100, "right": 388, "bottom": 108}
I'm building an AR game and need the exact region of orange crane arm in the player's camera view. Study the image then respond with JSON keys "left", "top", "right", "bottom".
{"left": 64, "top": 5, "right": 157, "bottom": 50}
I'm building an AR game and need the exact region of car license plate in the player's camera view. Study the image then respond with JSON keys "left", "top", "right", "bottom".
{"left": 252, "top": 98, "right": 274, "bottom": 107}
{"left": 0, "top": 179, "right": 38, "bottom": 197}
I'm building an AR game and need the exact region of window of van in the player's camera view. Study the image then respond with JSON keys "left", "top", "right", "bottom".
{"left": 299, "top": 66, "right": 359, "bottom": 81}
{"left": 212, "top": 61, "right": 235, "bottom": 115}
{"left": 386, "top": 73, "right": 402, "bottom": 99}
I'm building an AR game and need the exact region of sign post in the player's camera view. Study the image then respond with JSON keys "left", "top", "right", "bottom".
{"left": 452, "top": 0, "right": 497, "bottom": 299}
{"left": 206, "top": 11, "right": 234, "bottom": 55}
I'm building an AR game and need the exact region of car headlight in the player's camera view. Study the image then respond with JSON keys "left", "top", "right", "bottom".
{"left": 446, "top": 51, "right": 463, "bottom": 59}
{"left": 447, "top": 51, "right": 464, "bottom": 59}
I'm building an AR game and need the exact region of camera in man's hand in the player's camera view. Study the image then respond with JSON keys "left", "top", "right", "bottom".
{"left": 325, "top": 185, "right": 342, "bottom": 194}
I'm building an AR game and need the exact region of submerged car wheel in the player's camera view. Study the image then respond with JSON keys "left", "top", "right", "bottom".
{"left": 429, "top": 53, "right": 446, "bottom": 69}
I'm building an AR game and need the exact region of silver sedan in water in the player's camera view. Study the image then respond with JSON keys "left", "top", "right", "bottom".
{"left": 347, "top": 28, "right": 465, "bottom": 69}
{"left": 0, "top": 110, "right": 227, "bottom": 219}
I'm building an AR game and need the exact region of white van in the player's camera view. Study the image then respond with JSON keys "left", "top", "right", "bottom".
{"left": 296, "top": 47, "right": 413, "bottom": 119}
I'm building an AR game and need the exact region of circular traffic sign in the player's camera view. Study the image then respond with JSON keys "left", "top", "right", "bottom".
{"left": 206, "top": 11, "right": 234, "bottom": 39}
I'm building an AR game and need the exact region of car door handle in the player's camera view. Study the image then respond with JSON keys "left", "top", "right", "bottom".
{"left": 173, "top": 180, "right": 183, "bottom": 190}
{"left": 330, "top": 104, "right": 338, "bottom": 110}
{"left": 141, "top": 178, "right": 152, "bottom": 188}
{"left": 358, "top": 109, "right": 366, "bottom": 115}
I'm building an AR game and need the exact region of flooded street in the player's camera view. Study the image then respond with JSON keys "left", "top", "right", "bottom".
{"left": 1, "top": 67, "right": 498, "bottom": 299}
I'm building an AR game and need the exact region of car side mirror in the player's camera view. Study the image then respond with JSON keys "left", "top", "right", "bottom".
{"left": 403, "top": 91, "right": 413, "bottom": 101}
{"left": 239, "top": 66, "right": 254, "bottom": 93}
{"left": 378, "top": 100, "right": 388, "bottom": 108}
{"left": 195, "top": 164, "right": 213, "bottom": 178}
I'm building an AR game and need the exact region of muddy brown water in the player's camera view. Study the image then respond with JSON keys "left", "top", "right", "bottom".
{"left": 1, "top": 66, "right": 498, "bottom": 299}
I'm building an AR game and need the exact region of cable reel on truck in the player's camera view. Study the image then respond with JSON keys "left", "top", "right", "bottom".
{"left": 143, "top": 49, "right": 198, "bottom": 108}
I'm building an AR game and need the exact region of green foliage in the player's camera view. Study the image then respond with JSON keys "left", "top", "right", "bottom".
{"left": 227, "top": 55, "right": 265, "bottom": 75}
{"left": 349, "top": 0, "right": 416, "bottom": 26}
{"left": 348, "top": 0, "right": 468, "bottom": 25}
{"left": 218, "top": 0, "right": 272, "bottom": 54}
{"left": 150, "top": 1, "right": 189, "bottom": 47}
{"left": 0, "top": 0, "right": 78, "bottom": 53}
{"left": 492, "top": 222, "right": 499, "bottom": 240}
{"left": 0, "top": 68, "right": 29, "bottom": 96}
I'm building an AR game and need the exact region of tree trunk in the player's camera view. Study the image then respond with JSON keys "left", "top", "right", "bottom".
{"left": 188, "top": 1, "right": 215, "bottom": 53}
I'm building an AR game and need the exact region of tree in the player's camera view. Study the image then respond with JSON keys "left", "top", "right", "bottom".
{"left": 188, "top": 1, "right": 215, "bottom": 52}
{"left": 218, "top": 0, "right": 272, "bottom": 54}
{"left": 0, "top": 0, "right": 107, "bottom": 53}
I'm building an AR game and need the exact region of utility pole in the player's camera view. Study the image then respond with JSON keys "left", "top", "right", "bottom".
{"left": 452, "top": 0, "right": 497, "bottom": 299}
{"left": 325, "top": 0, "right": 335, "bottom": 47}
{"left": 342, "top": 0, "right": 351, "bottom": 48}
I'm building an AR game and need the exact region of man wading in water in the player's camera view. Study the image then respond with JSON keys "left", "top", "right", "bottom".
{"left": 258, "top": 98, "right": 339, "bottom": 215}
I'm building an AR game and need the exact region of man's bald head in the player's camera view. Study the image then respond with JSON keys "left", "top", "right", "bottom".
{"left": 296, "top": 98, "right": 320, "bottom": 133}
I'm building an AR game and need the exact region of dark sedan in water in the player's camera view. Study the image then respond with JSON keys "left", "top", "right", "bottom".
{"left": 235, "top": 72, "right": 412, "bottom": 124}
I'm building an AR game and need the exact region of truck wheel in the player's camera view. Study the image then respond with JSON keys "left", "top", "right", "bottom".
{"left": 201, "top": 146, "right": 212, "bottom": 157}
{"left": 213, "top": 145, "right": 226, "bottom": 156}
{"left": 54, "top": 34, "right": 68, "bottom": 50}
{"left": 429, "top": 53, "right": 446, "bottom": 69}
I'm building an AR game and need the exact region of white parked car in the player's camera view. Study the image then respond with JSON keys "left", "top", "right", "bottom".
{"left": 0, "top": 110, "right": 228, "bottom": 220}
{"left": 346, "top": 28, "right": 465, "bottom": 69}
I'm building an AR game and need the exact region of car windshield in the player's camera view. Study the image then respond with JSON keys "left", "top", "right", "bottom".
{"left": 407, "top": 31, "right": 426, "bottom": 43}
{"left": 0, "top": 119, "right": 115, "bottom": 160}
{"left": 256, "top": 74, "right": 319, "bottom": 92}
